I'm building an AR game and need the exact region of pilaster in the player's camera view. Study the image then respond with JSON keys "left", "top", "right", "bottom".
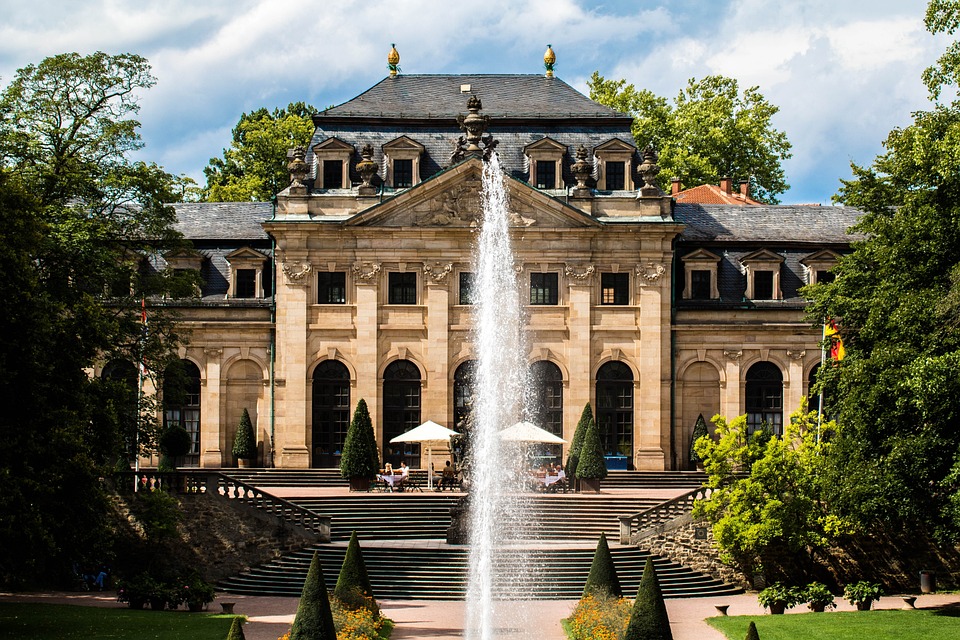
{"left": 634, "top": 258, "right": 669, "bottom": 470}
{"left": 721, "top": 349, "right": 743, "bottom": 419}
{"left": 423, "top": 262, "right": 453, "bottom": 425}
{"left": 565, "top": 266, "right": 593, "bottom": 446}
{"left": 200, "top": 348, "right": 223, "bottom": 467}
{"left": 353, "top": 262, "right": 381, "bottom": 440}
{"left": 275, "top": 254, "right": 311, "bottom": 468}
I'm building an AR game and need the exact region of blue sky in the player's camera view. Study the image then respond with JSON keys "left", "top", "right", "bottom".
{"left": 0, "top": 0, "right": 946, "bottom": 204}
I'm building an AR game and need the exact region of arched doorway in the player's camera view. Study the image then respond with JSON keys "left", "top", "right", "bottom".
{"left": 596, "top": 361, "right": 634, "bottom": 468}
{"left": 162, "top": 359, "right": 201, "bottom": 467}
{"left": 311, "top": 360, "right": 351, "bottom": 468}
{"left": 382, "top": 360, "right": 422, "bottom": 468}
{"left": 529, "top": 360, "right": 563, "bottom": 466}
{"left": 746, "top": 361, "right": 783, "bottom": 435}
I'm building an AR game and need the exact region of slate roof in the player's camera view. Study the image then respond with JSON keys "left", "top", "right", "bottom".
{"left": 171, "top": 202, "right": 273, "bottom": 240}
{"left": 320, "top": 75, "right": 628, "bottom": 120}
{"left": 675, "top": 204, "right": 863, "bottom": 244}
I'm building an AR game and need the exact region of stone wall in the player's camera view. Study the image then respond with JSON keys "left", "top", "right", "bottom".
{"left": 638, "top": 516, "right": 751, "bottom": 590}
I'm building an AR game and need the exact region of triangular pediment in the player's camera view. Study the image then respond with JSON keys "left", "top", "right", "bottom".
{"left": 681, "top": 248, "right": 721, "bottom": 263}
{"left": 740, "top": 248, "right": 784, "bottom": 264}
{"left": 595, "top": 137, "right": 636, "bottom": 153}
{"left": 523, "top": 137, "right": 567, "bottom": 154}
{"left": 383, "top": 135, "right": 425, "bottom": 152}
{"left": 312, "top": 137, "right": 354, "bottom": 153}
{"left": 226, "top": 246, "right": 269, "bottom": 262}
{"left": 800, "top": 249, "right": 840, "bottom": 266}
{"left": 347, "top": 157, "right": 600, "bottom": 229}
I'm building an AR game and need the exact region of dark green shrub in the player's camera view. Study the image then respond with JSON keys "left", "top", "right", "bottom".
{"left": 583, "top": 532, "right": 622, "bottom": 598}
{"left": 158, "top": 424, "right": 191, "bottom": 470}
{"left": 226, "top": 616, "right": 247, "bottom": 640}
{"left": 745, "top": 621, "right": 760, "bottom": 640}
{"left": 576, "top": 418, "right": 608, "bottom": 480}
{"left": 340, "top": 399, "right": 379, "bottom": 480}
{"left": 757, "top": 582, "right": 803, "bottom": 611}
{"left": 689, "top": 414, "right": 708, "bottom": 465}
{"left": 232, "top": 408, "right": 256, "bottom": 461}
{"left": 624, "top": 558, "right": 672, "bottom": 640}
{"left": 334, "top": 531, "right": 377, "bottom": 615}
{"left": 844, "top": 580, "right": 882, "bottom": 608}
{"left": 565, "top": 403, "right": 593, "bottom": 479}
{"left": 290, "top": 552, "right": 337, "bottom": 640}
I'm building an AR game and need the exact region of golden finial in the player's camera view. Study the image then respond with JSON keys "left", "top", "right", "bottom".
{"left": 388, "top": 43, "right": 401, "bottom": 77}
{"left": 544, "top": 44, "right": 556, "bottom": 78}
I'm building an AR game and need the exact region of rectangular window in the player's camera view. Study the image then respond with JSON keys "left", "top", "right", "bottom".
{"left": 691, "top": 270, "right": 711, "bottom": 300}
{"left": 605, "top": 161, "right": 625, "bottom": 190}
{"left": 535, "top": 161, "right": 556, "bottom": 189}
{"left": 530, "top": 272, "right": 559, "bottom": 305}
{"left": 388, "top": 272, "right": 417, "bottom": 304}
{"left": 393, "top": 159, "right": 413, "bottom": 188}
{"left": 459, "top": 272, "right": 475, "bottom": 305}
{"left": 317, "top": 271, "right": 346, "bottom": 304}
{"left": 816, "top": 269, "right": 835, "bottom": 284}
{"left": 754, "top": 270, "right": 774, "bottom": 300}
{"left": 322, "top": 160, "right": 343, "bottom": 189}
{"left": 235, "top": 269, "right": 256, "bottom": 298}
{"left": 600, "top": 272, "right": 629, "bottom": 305}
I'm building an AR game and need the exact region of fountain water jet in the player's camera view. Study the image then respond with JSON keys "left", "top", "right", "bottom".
{"left": 464, "top": 153, "right": 538, "bottom": 639}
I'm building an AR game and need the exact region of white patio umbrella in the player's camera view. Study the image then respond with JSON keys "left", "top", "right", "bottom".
{"left": 499, "top": 421, "right": 568, "bottom": 444}
{"left": 389, "top": 420, "right": 459, "bottom": 488}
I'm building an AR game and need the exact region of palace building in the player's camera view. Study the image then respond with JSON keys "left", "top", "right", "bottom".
{"left": 133, "top": 47, "right": 860, "bottom": 471}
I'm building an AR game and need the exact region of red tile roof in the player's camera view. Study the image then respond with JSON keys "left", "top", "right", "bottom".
{"left": 673, "top": 183, "right": 762, "bottom": 205}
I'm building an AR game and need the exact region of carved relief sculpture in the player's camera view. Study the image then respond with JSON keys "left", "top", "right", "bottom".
{"left": 564, "top": 263, "right": 595, "bottom": 282}
{"left": 281, "top": 258, "right": 312, "bottom": 285}
{"left": 352, "top": 262, "right": 382, "bottom": 281}
{"left": 636, "top": 262, "right": 666, "bottom": 284}
{"left": 423, "top": 262, "right": 454, "bottom": 284}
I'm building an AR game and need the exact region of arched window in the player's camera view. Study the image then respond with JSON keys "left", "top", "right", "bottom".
{"left": 383, "top": 360, "right": 422, "bottom": 468}
{"left": 746, "top": 362, "right": 783, "bottom": 435}
{"left": 807, "top": 363, "right": 821, "bottom": 416}
{"left": 453, "top": 361, "right": 476, "bottom": 433}
{"left": 312, "top": 360, "right": 351, "bottom": 468}
{"left": 102, "top": 360, "right": 139, "bottom": 456}
{"left": 530, "top": 361, "right": 564, "bottom": 465}
{"left": 596, "top": 361, "right": 633, "bottom": 466}
{"left": 163, "top": 359, "right": 201, "bottom": 466}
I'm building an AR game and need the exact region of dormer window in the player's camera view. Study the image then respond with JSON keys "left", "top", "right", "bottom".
{"left": 740, "top": 249, "right": 785, "bottom": 300}
{"left": 383, "top": 136, "right": 424, "bottom": 188}
{"left": 163, "top": 248, "right": 204, "bottom": 298}
{"left": 524, "top": 137, "right": 566, "bottom": 190}
{"left": 681, "top": 249, "right": 721, "bottom": 300}
{"left": 801, "top": 249, "right": 841, "bottom": 286}
{"left": 594, "top": 138, "right": 636, "bottom": 191}
{"left": 311, "top": 137, "right": 354, "bottom": 189}
{"left": 226, "top": 247, "right": 269, "bottom": 299}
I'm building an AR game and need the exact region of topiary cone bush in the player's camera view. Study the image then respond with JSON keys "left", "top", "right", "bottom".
{"left": 744, "top": 621, "right": 760, "bottom": 640}
{"left": 582, "top": 531, "right": 622, "bottom": 599}
{"left": 232, "top": 408, "right": 257, "bottom": 463}
{"left": 158, "top": 424, "right": 192, "bottom": 470}
{"left": 624, "top": 558, "right": 673, "bottom": 640}
{"left": 689, "top": 413, "right": 708, "bottom": 467}
{"left": 576, "top": 417, "right": 607, "bottom": 492}
{"left": 290, "top": 551, "right": 337, "bottom": 640}
{"left": 334, "top": 530, "right": 376, "bottom": 609}
{"left": 340, "top": 399, "right": 379, "bottom": 490}
{"left": 226, "top": 616, "right": 246, "bottom": 640}
{"left": 565, "top": 403, "right": 593, "bottom": 482}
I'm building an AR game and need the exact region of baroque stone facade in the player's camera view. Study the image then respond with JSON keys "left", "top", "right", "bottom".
{"left": 121, "top": 69, "right": 861, "bottom": 471}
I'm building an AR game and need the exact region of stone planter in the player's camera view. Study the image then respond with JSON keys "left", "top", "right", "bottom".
{"left": 349, "top": 477, "right": 371, "bottom": 492}
{"left": 580, "top": 477, "right": 601, "bottom": 493}
{"left": 809, "top": 603, "right": 826, "bottom": 613}
{"left": 188, "top": 602, "right": 204, "bottom": 612}
{"left": 768, "top": 602, "right": 786, "bottom": 615}
{"left": 237, "top": 458, "right": 253, "bottom": 469}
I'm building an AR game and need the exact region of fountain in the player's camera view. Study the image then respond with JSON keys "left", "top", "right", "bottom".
{"left": 464, "top": 147, "right": 538, "bottom": 638}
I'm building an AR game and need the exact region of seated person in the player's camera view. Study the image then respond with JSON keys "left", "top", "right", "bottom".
{"left": 438, "top": 460, "right": 457, "bottom": 490}
{"left": 397, "top": 461, "right": 410, "bottom": 491}
{"left": 380, "top": 463, "right": 395, "bottom": 488}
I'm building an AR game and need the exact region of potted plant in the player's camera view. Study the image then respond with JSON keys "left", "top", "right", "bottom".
{"left": 575, "top": 418, "right": 607, "bottom": 494}
{"left": 181, "top": 573, "right": 216, "bottom": 612}
{"left": 804, "top": 582, "right": 836, "bottom": 612}
{"left": 340, "top": 399, "right": 380, "bottom": 491}
{"left": 844, "top": 580, "right": 882, "bottom": 610}
{"left": 757, "top": 582, "right": 802, "bottom": 614}
{"left": 116, "top": 573, "right": 154, "bottom": 610}
{"left": 232, "top": 408, "right": 257, "bottom": 467}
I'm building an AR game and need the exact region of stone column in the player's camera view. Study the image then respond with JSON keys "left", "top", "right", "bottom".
{"left": 275, "top": 254, "right": 312, "bottom": 468}
{"left": 565, "top": 265, "right": 594, "bottom": 447}
{"left": 353, "top": 262, "right": 382, "bottom": 441}
{"left": 423, "top": 262, "right": 453, "bottom": 425}
{"left": 200, "top": 348, "right": 223, "bottom": 467}
{"left": 721, "top": 349, "right": 743, "bottom": 420}
{"left": 786, "top": 350, "right": 806, "bottom": 420}
{"left": 635, "top": 259, "right": 669, "bottom": 470}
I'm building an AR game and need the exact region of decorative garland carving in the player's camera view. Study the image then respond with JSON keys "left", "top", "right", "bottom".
{"left": 787, "top": 349, "right": 806, "bottom": 361}
{"left": 423, "top": 262, "right": 454, "bottom": 284}
{"left": 564, "top": 263, "right": 595, "bottom": 282}
{"left": 723, "top": 349, "right": 742, "bottom": 362}
{"left": 636, "top": 262, "right": 666, "bottom": 284}
{"left": 281, "top": 259, "right": 312, "bottom": 285}
{"left": 351, "top": 262, "right": 382, "bottom": 281}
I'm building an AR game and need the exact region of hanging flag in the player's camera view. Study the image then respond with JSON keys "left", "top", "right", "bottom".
{"left": 824, "top": 320, "right": 845, "bottom": 361}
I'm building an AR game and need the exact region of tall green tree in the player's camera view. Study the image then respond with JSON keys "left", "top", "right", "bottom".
{"left": 0, "top": 52, "right": 187, "bottom": 586}
{"left": 340, "top": 399, "right": 380, "bottom": 481}
{"left": 203, "top": 102, "right": 316, "bottom": 202}
{"left": 588, "top": 73, "right": 792, "bottom": 203}
{"left": 805, "top": 0, "right": 960, "bottom": 542}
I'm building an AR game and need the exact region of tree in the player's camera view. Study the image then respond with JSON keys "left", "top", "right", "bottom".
{"left": 340, "top": 399, "right": 380, "bottom": 482}
{"left": 204, "top": 102, "right": 316, "bottom": 202}
{"left": 226, "top": 616, "right": 247, "bottom": 640}
{"left": 804, "top": 0, "right": 960, "bottom": 542}
{"left": 290, "top": 551, "right": 337, "bottom": 640}
{"left": 575, "top": 418, "right": 608, "bottom": 482}
{"left": 624, "top": 558, "right": 673, "bottom": 640}
{"left": 232, "top": 408, "right": 257, "bottom": 462}
{"left": 689, "top": 414, "right": 709, "bottom": 467}
{"left": 0, "top": 52, "right": 187, "bottom": 586}
{"left": 582, "top": 532, "right": 622, "bottom": 598}
{"left": 334, "top": 531, "right": 377, "bottom": 611}
{"left": 588, "top": 72, "right": 792, "bottom": 203}
{"left": 744, "top": 621, "right": 760, "bottom": 640}
{"left": 565, "top": 403, "right": 593, "bottom": 480}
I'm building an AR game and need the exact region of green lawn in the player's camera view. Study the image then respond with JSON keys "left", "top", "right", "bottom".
{"left": 708, "top": 609, "right": 960, "bottom": 640}
{"left": 0, "top": 602, "right": 238, "bottom": 640}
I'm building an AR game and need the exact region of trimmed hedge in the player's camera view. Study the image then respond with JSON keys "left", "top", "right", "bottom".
{"left": 290, "top": 552, "right": 337, "bottom": 640}
{"left": 340, "top": 399, "right": 379, "bottom": 480}
{"left": 583, "top": 532, "right": 622, "bottom": 598}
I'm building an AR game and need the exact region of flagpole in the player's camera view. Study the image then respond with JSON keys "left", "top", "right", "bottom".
{"left": 817, "top": 319, "right": 826, "bottom": 444}
{"left": 135, "top": 298, "right": 146, "bottom": 492}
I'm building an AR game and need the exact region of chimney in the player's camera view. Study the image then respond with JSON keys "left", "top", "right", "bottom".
{"left": 719, "top": 177, "right": 733, "bottom": 194}
{"left": 671, "top": 177, "right": 681, "bottom": 196}
{"left": 739, "top": 180, "right": 750, "bottom": 199}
